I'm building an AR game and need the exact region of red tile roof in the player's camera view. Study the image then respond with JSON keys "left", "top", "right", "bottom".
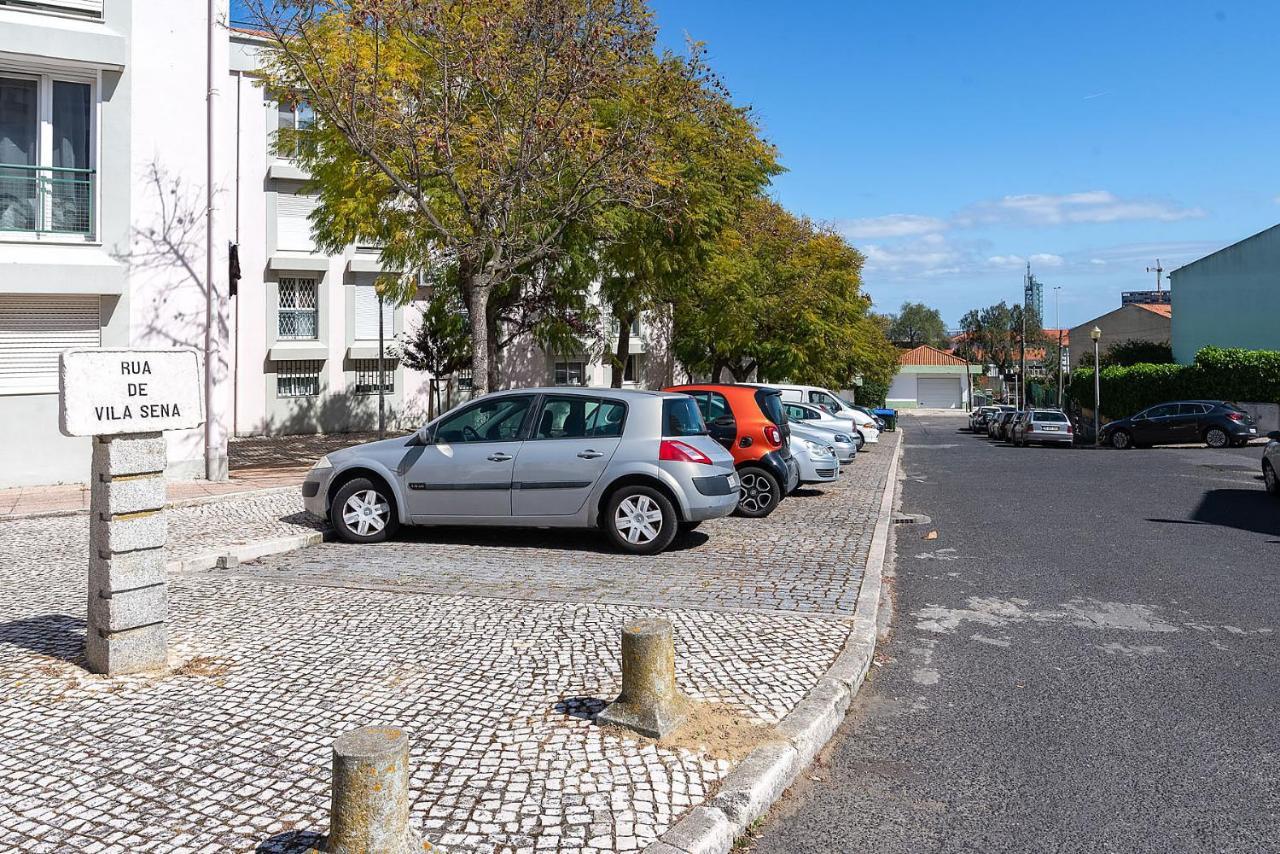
{"left": 900, "top": 345, "right": 970, "bottom": 367}
{"left": 1137, "top": 303, "right": 1172, "bottom": 318}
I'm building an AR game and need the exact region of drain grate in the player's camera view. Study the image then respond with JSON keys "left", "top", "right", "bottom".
{"left": 892, "top": 512, "right": 931, "bottom": 525}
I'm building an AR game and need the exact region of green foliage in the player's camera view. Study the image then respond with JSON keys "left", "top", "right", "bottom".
{"left": 1097, "top": 339, "right": 1174, "bottom": 368}
{"left": 887, "top": 301, "right": 948, "bottom": 348}
{"left": 1069, "top": 347, "right": 1280, "bottom": 418}
{"left": 953, "top": 301, "right": 1044, "bottom": 372}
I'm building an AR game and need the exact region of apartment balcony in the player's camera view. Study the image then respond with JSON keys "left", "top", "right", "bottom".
{"left": 0, "top": 165, "right": 96, "bottom": 239}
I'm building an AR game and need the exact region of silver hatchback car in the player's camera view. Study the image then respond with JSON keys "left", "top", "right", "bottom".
{"left": 302, "top": 388, "right": 740, "bottom": 554}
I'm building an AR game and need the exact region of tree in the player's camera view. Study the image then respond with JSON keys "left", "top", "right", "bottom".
{"left": 246, "top": 0, "right": 708, "bottom": 394}
{"left": 887, "top": 301, "right": 948, "bottom": 348}
{"left": 1098, "top": 339, "right": 1175, "bottom": 368}
{"left": 397, "top": 286, "right": 472, "bottom": 419}
{"left": 954, "top": 301, "right": 1044, "bottom": 374}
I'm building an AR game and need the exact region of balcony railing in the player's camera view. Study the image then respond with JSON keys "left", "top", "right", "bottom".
{"left": 0, "top": 165, "right": 95, "bottom": 238}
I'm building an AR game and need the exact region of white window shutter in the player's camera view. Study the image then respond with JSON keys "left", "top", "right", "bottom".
{"left": 277, "top": 194, "right": 319, "bottom": 251}
{"left": 1, "top": 1, "right": 104, "bottom": 17}
{"left": 0, "top": 295, "right": 101, "bottom": 394}
{"left": 353, "top": 284, "right": 394, "bottom": 340}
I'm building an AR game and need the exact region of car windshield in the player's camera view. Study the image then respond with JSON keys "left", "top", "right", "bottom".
{"left": 662, "top": 397, "right": 708, "bottom": 437}
{"left": 1034, "top": 411, "right": 1068, "bottom": 422}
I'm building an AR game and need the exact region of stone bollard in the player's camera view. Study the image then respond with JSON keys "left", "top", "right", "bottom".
{"left": 323, "top": 726, "right": 424, "bottom": 854}
{"left": 597, "top": 618, "right": 690, "bottom": 738}
{"left": 86, "top": 432, "right": 169, "bottom": 675}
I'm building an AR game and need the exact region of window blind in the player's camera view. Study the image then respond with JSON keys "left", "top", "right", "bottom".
{"left": 353, "top": 284, "right": 394, "bottom": 341}
{"left": 0, "top": 295, "right": 100, "bottom": 394}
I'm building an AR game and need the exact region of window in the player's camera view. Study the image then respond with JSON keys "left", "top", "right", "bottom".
{"left": 1145, "top": 404, "right": 1178, "bottom": 418}
{"left": 275, "top": 99, "right": 314, "bottom": 160}
{"left": 1179, "top": 403, "right": 1210, "bottom": 416}
{"left": 613, "top": 353, "right": 643, "bottom": 385}
{"left": 554, "top": 360, "right": 586, "bottom": 386}
{"left": 434, "top": 395, "right": 532, "bottom": 443}
{"left": 278, "top": 278, "right": 318, "bottom": 339}
{"left": 353, "top": 284, "right": 394, "bottom": 341}
{"left": 455, "top": 369, "right": 473, "bottom": 391}
{"left": 276, "top": 360, "right": 322, "bottom": 398}
{"left": 808, "top": 390, "right": 840, "bottom": 412}
{"left": 276, "top": 193, "right": 319, "bottom": 251}
{"left": 532, "top": 396, "right": 627, "bottom": 440}
{"left": 611, "top": 315, "right": 641, "bottom": 337}
{"left": 0, "top": 1, "right": 103, "bottom": 17}
{"left": 0, "top": 74, "right": 94, "bottom": 237}
{"left": 662, "top": 398, "right": 707, "bottom": 437}
{"left": 352, "top": 359, "right": 394, "bottom": 395}
{"left": 0, "top": 294, "right": 99, "bottom": 393}
{"left": 784, "top": 403, "right": 811, "bottom": 421}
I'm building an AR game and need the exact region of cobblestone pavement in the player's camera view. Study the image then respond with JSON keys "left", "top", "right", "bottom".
{"left": 0, "top": 432, "right": 899, "bottom": 853}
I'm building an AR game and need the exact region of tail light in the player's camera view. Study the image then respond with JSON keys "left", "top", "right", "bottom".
{"left": 659, "top": 439, "right": 713, "bottom": 465}
{"left": 1226, "top": 412, "right": 1245, "bottom": 422}
{"left": 1066, "top": 424, "right": 1074, "bottom": 434}
{"left": 763, "top": 425, "right": 782, "bottom": 446}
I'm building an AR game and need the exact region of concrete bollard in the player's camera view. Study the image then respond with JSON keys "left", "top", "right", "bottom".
{"left": 323, "top": 726, "right": 424, "bottom": 854}
{"left": 597, "top": 618, "right": 690, "bottom": 738}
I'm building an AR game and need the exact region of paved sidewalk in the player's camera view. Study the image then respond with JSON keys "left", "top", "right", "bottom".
{"left": 0, "top": 432, "right": 380, "bottom": 519}
{"left": 0, "top": 433, "right": 900, "bottom": 853}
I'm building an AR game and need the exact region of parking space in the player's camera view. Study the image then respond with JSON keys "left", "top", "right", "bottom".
{"left": 0, "top": 433, "right": 898, "bottom": 853}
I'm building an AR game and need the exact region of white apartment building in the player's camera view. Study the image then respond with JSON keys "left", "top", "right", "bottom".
{"left": 0, "top": 7, "right": 674, "bottom": 489}
{"left": 1, "top": 0, "right": 234, "bottom": 488}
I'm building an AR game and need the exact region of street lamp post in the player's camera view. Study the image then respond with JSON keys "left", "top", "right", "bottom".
{"left": 1053, "top": 286, "right": 1063, "bottom": 409}
{"left": 1091, "top": 326, "right": 1102, "bottom": 446}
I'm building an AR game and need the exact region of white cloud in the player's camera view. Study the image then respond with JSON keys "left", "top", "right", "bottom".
{"left": 986, "top": 254, "right": 1026, "bottom": 268}
{"left": 861, "top": 233, "right": 974, "bottom": 277}
{"left": 840, "top": 213, "right": 948, "bottom": 239}
{"left": 955, "top": 190, "right": 1205, "bottom": 227}
{"left": 1089, "top": 258, "right": 1107, "bottom": 266}
{"left": 1029, "top": 253, "right": 1064, "bottom": 267}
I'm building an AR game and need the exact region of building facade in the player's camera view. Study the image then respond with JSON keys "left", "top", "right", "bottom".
{"left": 1067, "top": 303, "right": 1171, "bottom": 368}
{"left": 887, "top": 345, "right": 979, "bottom": 410}
{"left": 1, "top": 0, "right": 234, "bottom": 488}
{"left": 1169, "top": 223, "right": 1280, "bottom": 363}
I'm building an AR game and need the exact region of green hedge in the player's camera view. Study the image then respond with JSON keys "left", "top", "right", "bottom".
{"left": 1069, "top": 347, "right": 1280, "bottom": 418}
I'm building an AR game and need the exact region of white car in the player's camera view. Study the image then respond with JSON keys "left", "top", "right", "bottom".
{"left": 742, "top": 383, "right": 881, "bottom": 445}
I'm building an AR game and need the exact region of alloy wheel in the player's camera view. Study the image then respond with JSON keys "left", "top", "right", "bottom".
{"left": 613, "top": 495, "right": 663, "bottom": 545}
{"left": 739, "top": 472, "right": 775, "bottom": 514}
{"left": 1111, "top": 431, "right": 1130, "bottom": 450}
{"left": 1206, "top": 428, "right": 1229, "bottom": 449}
{"left": 342, "top": 489, "right": 390, "bottom": 537}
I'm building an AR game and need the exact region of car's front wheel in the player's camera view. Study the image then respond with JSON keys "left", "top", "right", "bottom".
{"left": 1264, "top": 461, "right": 1279, "bottom": 496}
{"left": 735, "top": 466, "right": 782, "bottom": 518}
{"left": 330, "top": 477, "right": 399, "bottom": 544}
{"left": 853, "top": 431, "right": 866, "bottom": 451}
{"left": 1205, "top": 427, "right": 1229, "bottom": 448}
{"left": 605, "top": 486, "right": 677, "bottom": 555}
{"left": 1110, "top": 430, "right": 1132, "bottom": 450}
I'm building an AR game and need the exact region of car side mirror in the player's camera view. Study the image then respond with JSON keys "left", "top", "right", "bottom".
{"left": 415, "top": 425, "right": 435, "bottom": 445}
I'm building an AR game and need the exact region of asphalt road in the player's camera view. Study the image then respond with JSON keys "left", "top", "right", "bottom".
{"left": 753, "top": 413, "right": 1279, "bottom": 853}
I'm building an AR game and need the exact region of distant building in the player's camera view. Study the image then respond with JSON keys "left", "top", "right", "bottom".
{"left": 1067, "top": 304, "right": 1171, "bottom": 367}
{"left": 887, "top": 345, "right": 981, "bottom": 410}
{"left": 1024, "top": 267, "right": 1044, "bottom": 321}
{"left": 1121, "top": 290, "right": 1171, "bottom": 306}
{"left": 1169, "top": 223, "right": 1280, "bottom": 363}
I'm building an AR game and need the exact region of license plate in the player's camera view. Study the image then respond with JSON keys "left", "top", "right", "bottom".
{"left": 1250, "top": 428, "right": 1257, "bottom": 434}
{"left": 727, "top": 473, "right": 739, "bottom": 489}
{"left": 1042, "top": 426, "right": 1059, "bottom": 431}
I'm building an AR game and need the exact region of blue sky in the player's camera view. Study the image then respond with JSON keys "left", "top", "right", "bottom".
{"left": 232, "top": 0, "right": 1280, "bottom": 328}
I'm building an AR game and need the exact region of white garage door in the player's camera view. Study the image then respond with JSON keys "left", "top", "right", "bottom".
{"left": 917, "top": 376, "right": 961, "bottom": 408}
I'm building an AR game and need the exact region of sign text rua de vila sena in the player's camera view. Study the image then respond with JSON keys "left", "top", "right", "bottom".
{"left": 94, "top": 360, "right": 185, "bottom": 422}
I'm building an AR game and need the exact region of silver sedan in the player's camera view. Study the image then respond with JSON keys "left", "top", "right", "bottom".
{"left": 302, "top": 388, "right": 740, "bottom": 554}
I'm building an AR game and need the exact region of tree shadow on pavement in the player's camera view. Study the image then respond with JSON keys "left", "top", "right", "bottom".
{"left": 554, "top": 696, "right": 608, "bottom": 721}
{"left": 0, "top": 614, "right": 86, "bottom": 664}
{"left": 1148, "top": 488, "right": 1280, "bottom": 539}
{"left": 256, "top": 830, "right": 325, "bottom": 853}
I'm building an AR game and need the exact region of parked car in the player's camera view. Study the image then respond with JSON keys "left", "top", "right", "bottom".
{"left": 846, "top": 403, "right": 887, "bottom": 431}
{"left": 1263, "top": 432, "right": 1280, "bottom": 497}
{"left": 983, "top": 405, "right": 1016, "bottom": 437}
{"left": 991, "top": 409, "right": 1020, "bottom": 441}
{"left": 783, "top": 400, "right": 862, "bottom": 455}
{"left": 302, "top": 388, "right": 740, "bottom": 555}
{"left": 791, "top": 435, "right": 841, "bottom": 484}
{"left": 665, "top": 383, "right": 801, "bottom": 517}
{"left": 1099, "top": 401, "right": 1259, "bottom": 449}
{"left": 970, "top": 405, "right": 999, "bottom": 432}
{"left": 787, "top": 415, "right": 858, "bottom": 463}
{"left": 740, "top": 383, "right": 881, "bottom": 445}
{"left": 1011, "top": 409, "right": 1074, "bottom": 446}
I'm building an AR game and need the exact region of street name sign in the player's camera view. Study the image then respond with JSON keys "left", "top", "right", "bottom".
{"left": 59, "top": 348, "right": 204, "bottom": 437}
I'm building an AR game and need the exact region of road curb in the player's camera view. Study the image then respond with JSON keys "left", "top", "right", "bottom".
{"left": 644, "top": 430, "right": 905, "bottom": 854}
{"left": 166, "top": 528, "right": 332, "bottom": 575}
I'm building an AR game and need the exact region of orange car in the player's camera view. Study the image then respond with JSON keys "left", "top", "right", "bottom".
{"left": 663, "top": 384, "right": 800, "bottom": 517}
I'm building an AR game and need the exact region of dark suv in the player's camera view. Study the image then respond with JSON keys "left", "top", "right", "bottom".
{"left": 1100, "top": 401, "right": 1259, "bottom": 449}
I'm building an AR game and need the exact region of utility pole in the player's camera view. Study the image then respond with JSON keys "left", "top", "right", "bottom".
{"left": 1054, "top": 286, "right": 1063, "bottom": 409}
{"left": 1146, "top": 259, "right": 1165, "bottom": 293}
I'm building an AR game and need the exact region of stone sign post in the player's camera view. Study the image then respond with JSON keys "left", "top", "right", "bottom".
{"left": 59, "top": 348, "right": 203, "bottom": 675}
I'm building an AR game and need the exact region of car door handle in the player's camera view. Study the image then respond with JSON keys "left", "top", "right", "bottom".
{"left": 486, "top": 452, "right": 513, "bottom": 462}
{"left": 577, "top": 450, "right": 604, "bottom": 459}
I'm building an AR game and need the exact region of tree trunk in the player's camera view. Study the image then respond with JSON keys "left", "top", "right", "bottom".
{"left": 467, "top": 272, "right": 492, "bottom": 396}
{"left": 611, "top": 311, "right": 633, "bottom": 389}
{"left": 486, "top": 304, "right": 500, "bottom": 391}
